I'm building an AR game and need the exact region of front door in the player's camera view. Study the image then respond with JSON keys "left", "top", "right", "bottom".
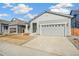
{"left": 32, "top": 23, "right": 37, "bottom": 33}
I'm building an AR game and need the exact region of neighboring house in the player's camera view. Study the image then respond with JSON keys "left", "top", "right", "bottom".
{"left": 29, "top": 11, "right": 73, "bottom": 36}
{"left": 70, "top": 10, "right": 79, "bottom": 36}
{"left": 0, "top": 19, "right": 10, "bottom": 35}
{"left": 8, "top": 18, "right": 28, "bottom": 34}
{"left": 70, "top": 10, "right": 79, "bottom": 28}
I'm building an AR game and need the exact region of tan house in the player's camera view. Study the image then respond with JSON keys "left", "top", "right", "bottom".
{"left": 8, "top": 18, "right": 28, "bottom": 34}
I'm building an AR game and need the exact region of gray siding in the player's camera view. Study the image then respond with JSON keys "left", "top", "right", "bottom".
{"left": 31, "top": 13, "right": 69, "bottom": 22}
{"left": 0, "top": 24, "right": 9, "bottom": 34}
{"left": 0, "top": 24, "right": 2, "bottom": 34}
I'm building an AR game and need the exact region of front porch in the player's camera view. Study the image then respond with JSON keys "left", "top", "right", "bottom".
{"left": 8, "top": 25, "right": 26, "bottom": 34}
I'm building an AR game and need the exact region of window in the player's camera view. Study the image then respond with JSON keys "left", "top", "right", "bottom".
{"left": 58, "top": 24, "right": 60, "bottom": 27}
{"left": 60, "top": 24, "right": 64, "bottom": 26}
{"left": 49, "top": 25, "right": 52, "bottom": 27}
{"left": 47, "top": 25, "right": 48, "bottom": 27}
{"left": 52, "top": 25, "right": 54, "bottom": 27}
{"left": 10, "top": 28, "right": 16, "bottom": 33}
{"left": 44, "top": 25, "right": 46, "bottom": 27}
{"left": 55, "top": 25, "right": 57, "bottom": 27}
{"left": 42, "top": 25, "right": 43, "bottom": 27}
{"left": 62, "top": 24, "right": 64, "bottom": 26}
{"left": 4, "top": 26, "right": 8, "bottom": 30}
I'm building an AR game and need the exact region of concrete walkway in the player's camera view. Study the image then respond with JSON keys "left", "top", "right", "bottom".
{"left": 22, "top": 36, "right": 79, "bottom": 56}
{"left": 0, "top": 41, "right": 57, "bottom": 56}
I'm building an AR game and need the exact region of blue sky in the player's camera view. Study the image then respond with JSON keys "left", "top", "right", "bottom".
{"left": 0, "top": 3, "right": 79, "bottom": 22}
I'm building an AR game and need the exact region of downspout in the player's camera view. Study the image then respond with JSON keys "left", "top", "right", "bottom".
{"left": 70, "top": 10, "right": 73, "bottom": 36}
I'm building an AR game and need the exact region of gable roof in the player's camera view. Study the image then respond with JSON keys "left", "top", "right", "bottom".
{"left": 47, "top": 11, "right": 73, "bottom": 18}
{"left": 10, "top": 18, "right": 28, "bottom": 25}
{"left": 29, "top": 11, "right": 73, "bottom": 23}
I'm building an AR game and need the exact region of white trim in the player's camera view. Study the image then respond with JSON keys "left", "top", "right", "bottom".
{"left": 40, "top": 22, "right": 67, "bottom": 25}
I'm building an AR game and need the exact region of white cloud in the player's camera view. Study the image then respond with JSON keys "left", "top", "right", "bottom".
{"left": 11, "top": 4, "right": 33, "bottom": 14}
{"left": 23, "top": 13, "right": 37, "bottom": 22}
{"left": 24, "top": 13, "right": 37, "bottom": 19}
{"left": 50, "top": 3, "right": 73, "bottom": 9}
{"left": 2, "top": 3, "right": 13, "bottom": 8}
{"left": 49, "top": 3, "right": 74, "bottom": 14}
{"left": 0, "top": 13, "right": 9, "bottom": 17}
{"left": 26, "top": 13, "right": 37, "bottom": 19}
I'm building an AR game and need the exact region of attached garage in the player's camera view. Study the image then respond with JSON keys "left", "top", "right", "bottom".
{"left": 40, "top": 24, "right": 65, "bottom": 36}
{"left": 29, "top": 11, "right": 73, "bottom": 37}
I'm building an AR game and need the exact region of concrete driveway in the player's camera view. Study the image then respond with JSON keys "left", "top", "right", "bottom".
{"left": 0, "top": 41, "right": 57, "bottom": 56}
{"left": 22, "top": 36, "right": 79, "bottom": 56}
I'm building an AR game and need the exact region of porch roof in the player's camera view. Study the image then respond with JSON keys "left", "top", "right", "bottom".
{"left": 0, "top": 19, "right": 10, "bottom": 24}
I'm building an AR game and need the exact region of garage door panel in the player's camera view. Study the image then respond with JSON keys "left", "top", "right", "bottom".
{"left": 40, "top": 24, "right": 65, "bottom": 36}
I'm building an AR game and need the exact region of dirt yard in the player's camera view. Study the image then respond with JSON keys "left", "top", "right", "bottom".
{"left": 0, "top": 33, "right": 33, "bottom": 45}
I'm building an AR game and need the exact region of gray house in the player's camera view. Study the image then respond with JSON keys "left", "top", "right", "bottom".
{"left": 29, "top": 11, "right": 73, "bottom": 36}
{"left": 8, "top": 18, "right": 28, "bottom": 34}
{"left": 0, "top": 19, "right": 10, "bottom": 35}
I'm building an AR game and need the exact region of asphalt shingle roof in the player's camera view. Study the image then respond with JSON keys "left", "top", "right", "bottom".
{"left": 0, "top": 19, "right": 10, "bottom": 24}
{"left": 9, "top": 18, "right": 28, "bottom": 25}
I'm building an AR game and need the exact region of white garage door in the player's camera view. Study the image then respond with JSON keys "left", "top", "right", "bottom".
{"left": 40, "top": 24, "right": 65, "bottom": 36}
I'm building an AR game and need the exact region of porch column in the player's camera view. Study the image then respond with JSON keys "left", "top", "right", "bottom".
{"left": 37, "top": 22, "right": 39, "bottom": 34}
{"left": 25, "top": 25, "right": 28, "bottom": 33}
{"left": 8, "top": 25, "right": 10, "bottom": 34}
{"left": 16, "top": 25, "right": 18, "bottom": 34}
{"left": 29, "top": 23, "right": 32, "bottom": 33}
{"left": 1, "top": 25, "right": 4, "bottom": 34}
{"left": 0, "top": 24, "right": 2, "bottom": 34}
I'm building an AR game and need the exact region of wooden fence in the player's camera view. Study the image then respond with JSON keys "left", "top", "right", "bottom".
{"left": 71, "top": 28, "right": 79, "bottom": 36}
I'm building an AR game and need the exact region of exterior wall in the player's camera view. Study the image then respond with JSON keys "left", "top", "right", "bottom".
{"left": 0, "top": 24, "right": 9, "bottom": 34}
{"left": 29, "top": 13, "right": 72, "bottom": 36}
{"left": 0, "top": 24, "right": 2, "bottom": 34}
{"left": 25, "top": 24, "right": 28, "bottom": 33}
{"left": 18, "top": 25, "right": 25, "bottom": 33}
{"left": 31, "top": 13, "right": 70, "bottom": 22}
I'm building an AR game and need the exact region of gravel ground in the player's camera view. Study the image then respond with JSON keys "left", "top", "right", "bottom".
{"left": 67, "top": 36, "right": 79, "bottom": 49}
